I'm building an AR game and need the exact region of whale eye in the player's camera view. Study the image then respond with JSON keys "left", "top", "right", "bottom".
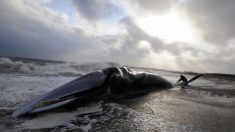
{"left": 127, "top": 67, "right": 133, "bottom": 72}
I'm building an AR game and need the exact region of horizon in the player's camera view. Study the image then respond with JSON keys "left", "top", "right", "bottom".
{"left": 1, "top": 0, "right": 235, "bottom": 74}
{"left": 2, "top": 56, "right": 235, "bottom": 76}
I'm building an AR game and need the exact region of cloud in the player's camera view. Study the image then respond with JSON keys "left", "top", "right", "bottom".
{"left": 119, "top": 0, "right": 235, "bottom": 73}
{"left": 70, "top": 0, "right": 123, "bottom": 20}
{"left": 0, "top": 0, "right": 111, "bottom": 62}
{"left": 134, "top": 0, "right": 178, "bottom": 15}
{"left": 124, "top": 0, "right": 235, "bottom": 46}
{"left": 0, "top": 0, "right": 164, "bottom": 67}
{"left": 0, "top": 0, "right": 235, "bottom": 74}
{"left": 182, "top": 0, "right": 235, "bottom": 45}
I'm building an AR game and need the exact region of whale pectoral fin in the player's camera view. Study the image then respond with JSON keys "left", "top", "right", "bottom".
{"left": 12, "top": 70, "right": 109, "bottom": 118}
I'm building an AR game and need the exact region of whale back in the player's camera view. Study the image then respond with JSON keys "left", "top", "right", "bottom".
{"left": 108, "top": 68, "right": 173, "bottom": 95}
{"left": 139, "top": 73, "right": 173, "bottom": 89}
{"left": 117, "top": 67, "right": 173, "bottom": 89}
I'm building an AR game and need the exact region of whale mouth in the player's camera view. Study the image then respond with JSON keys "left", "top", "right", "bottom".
{"left": 34, "top": 98, "right": 62, "bottom": 108}
{"left": 30, "top": 98, "right": 78, "bottom": 114}
{"left": 34, "top": 92, "right": 82, "bottom": 109}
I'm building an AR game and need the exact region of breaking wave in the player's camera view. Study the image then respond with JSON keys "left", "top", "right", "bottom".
{"left": 0, "top": 57, "right": 120, "bottom": 76}
{"left": 0, "top": 58, "right": 34, "bottom": 74}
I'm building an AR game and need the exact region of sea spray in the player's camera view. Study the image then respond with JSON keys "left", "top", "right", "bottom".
{"left": 0, "top": 57, "right": 120, "bottom": 76}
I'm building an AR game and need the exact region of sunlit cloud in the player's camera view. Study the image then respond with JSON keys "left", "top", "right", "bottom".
{"left": 0, "top": 0, "right": 235, "bottom": 74}
{"left": 137, "top": 12, "right": 198, "bottom": 43}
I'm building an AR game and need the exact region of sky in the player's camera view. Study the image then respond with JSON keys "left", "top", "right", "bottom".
{"left": 0, "top": 0, "right": 235, "bottom": 74}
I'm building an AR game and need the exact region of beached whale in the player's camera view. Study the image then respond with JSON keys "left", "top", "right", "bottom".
{"left": 12, "top": 67, "right": 175, "bottom": 118}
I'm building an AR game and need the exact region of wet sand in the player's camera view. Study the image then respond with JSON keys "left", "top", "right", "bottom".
{"left": 1, "top": 85, "right": 235, "bottom": 131}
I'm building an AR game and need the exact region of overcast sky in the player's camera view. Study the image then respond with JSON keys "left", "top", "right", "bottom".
{"left": 0, "top": 0, "right": 235, "bottom": 74}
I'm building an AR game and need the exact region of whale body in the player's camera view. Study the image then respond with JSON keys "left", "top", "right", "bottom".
{"left": 12, "top": 67, "right": 173, "bottom": 118}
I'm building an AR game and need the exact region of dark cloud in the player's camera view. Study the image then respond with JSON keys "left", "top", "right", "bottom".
{"left": 183, "top": 0, "right": 235, "bottom": 45}
{"left": 133, "top": 0, "right": 178, "bottom": 15}
{"left": 0, "top": 0, "right": 152, "bottom": 65}
{"left": 120, "top": 17, "right": 164, "bottom": 51}
{"left": 70, "top": 0, "right": 122, "bottom": 20}
{"left": 0, "top": 1, "right": 108, "bottom": 61}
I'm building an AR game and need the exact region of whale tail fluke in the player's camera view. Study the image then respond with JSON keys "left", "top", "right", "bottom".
{"left": 177, "top": 74, "right": 204, "bottom": 88}
{"left": 187, "top": 74, "right": 204, "bottom": 84}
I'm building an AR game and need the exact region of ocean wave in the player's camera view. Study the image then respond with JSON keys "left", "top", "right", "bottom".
{"left": 0, "top": 57, "right": 120, "bottom": 76}
{"left": 0, "top": 58, "right": 35, "bottom": 74}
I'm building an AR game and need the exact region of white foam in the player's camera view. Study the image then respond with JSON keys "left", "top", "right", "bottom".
{"left": 0, "top": 57, "right": 120, "bottom": 76}
{"left": 0, "top": 74, "right": 75, "bottom": 108}
{"left": 22, "top": 112, "right": 78, "bottom": 129}
{"left": 79, "top": 124, "right": 91, "bottom": 132}
{"left": 0, "top": 58, "right": 34, "bottom": 73}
